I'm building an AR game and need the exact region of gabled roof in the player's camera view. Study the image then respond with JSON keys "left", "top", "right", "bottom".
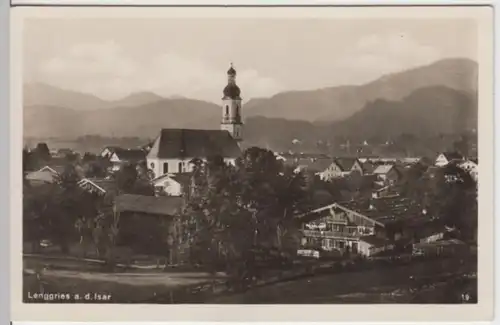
{"left": 334, "top": 158, "right": 359, "bottom": 172}
{"left": 152, "top": 172, "right": 193, "bottom": 187}
{"left": 170, "top": 173, "right": 193, "bottom": 186}
{"left": 113, "top": 148, "right": 146, "bottom": 162}
{"left": 78, "top": 178, "right": 118, "bottom": 195}
{"left": 147, "top": 129, "right": 241, "bottom": 159}
{"left": 114, "top": 194, "right": 184, "bottom": 216}
{"left": 413, "top": 239, "right": 466, "bottom": 249}
{"left": 361, "top": 161, "right": 376, "bottom": 174}
{"left": 440, "top": 152, "right": 463, "bottom": 161}
{"left": 294, "top": 158, "right": 333, "bottom": 172}
{"left": 101, "top": 146, "right": 122, "bottom": 152}
{"left": 25, "top": 170, "right": 57, "bottom": 183}
{"left": 359, "top": 235, "right": 392, "bottom": 247}
{"left": 336, "top": 195, "right": 426, "bottom": 226}
{"left": 38, "top": 165, "right": 65, "bottom": 175}
{"left": 373, "top": 164, "right": 395, "bottom": 175}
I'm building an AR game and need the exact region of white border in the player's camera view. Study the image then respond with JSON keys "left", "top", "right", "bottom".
{"left": 9, "top": 4, "right": 496, "bottom": 323}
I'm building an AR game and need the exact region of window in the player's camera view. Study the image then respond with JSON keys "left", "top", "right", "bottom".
{"left": 178, "top": 162, "right": 183, "bottom": 173}
{"left": 150, "top": 162, "right": 155, "bottom": 169}
{"left": 225, "top": 105, "right": 229, "bottom": 115}
{"left": 163, "top": 162, "right": 169, "bottom": 174}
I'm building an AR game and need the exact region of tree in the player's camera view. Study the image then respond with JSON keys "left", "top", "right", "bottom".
{"left": 181, "top": 147, "right": 310, "bottom": 284}
{"left": 453, "top": 133, "right": 474, "bottom": 158}
{"left": 64, "top": 152, "right": 79, "bottom": 163}
{"left": 115, "top": 163, "right": 139, "bottom": 193}
{"left": 418, "top": 162, "right": 477, "bottom": 242}
{"left": 114, "top": 162, "right": 154, "bottom": 196}
{"left": 34, "top": 143, "right": 51, "bottom": 161}
{"left": 399, "top": 162, "right": 429, "bottom": 199}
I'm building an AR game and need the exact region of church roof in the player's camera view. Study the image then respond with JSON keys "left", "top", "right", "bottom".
{"left": 147, "top": 129, "right": 242, "bottom": 160}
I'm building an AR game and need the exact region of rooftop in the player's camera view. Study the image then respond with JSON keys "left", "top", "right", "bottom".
{"left": 114, "top": 194, "right": 184, "bottom": 216}
{"left": 373, "top": 164, "right": 394, "bottom": 175}
{"left": 114, "top": 148, "right": 146, "bottom": 162}
{"left": 441, "top": 152, "right": 464, "bottom": 161}
{"left": 78, "top": 177, "right": 118, "bottom": 195}
{"left": 334, "top": 158, "right": 359, "bottom": 172}
{"left": 148, "top": 129, "right": 241, "bottom": 160}
{"left": 359, "top": 235, "right": 393, "bottom": 247}
{"left": 336, "top": 195, "right": 427, "bottom": 226}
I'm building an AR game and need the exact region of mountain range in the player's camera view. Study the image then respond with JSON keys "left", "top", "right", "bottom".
{"left": 24, "top": 58, "right": 478, "bottom": 150}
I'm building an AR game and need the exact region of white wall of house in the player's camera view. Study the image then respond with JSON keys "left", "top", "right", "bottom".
{"left": 147, "top": 157, "right": 236, "bottom": 178}
{"left": 435, "top": 154, "right": 449, "bottom": 167}
{"left": 108, "top": 153, "right": 123, "bottom": 171}
{"left": 101, "top": 148, "right": 114, "bottom": 158}
{"left": 320, "top": 163, "right": 344, "bottom": 181}
{"left": 351, "top": 161, "right": 364, "bottom": 175}
{"left": 459, "top": 160, "right": 478, "bottom": 182}
{"left": 153, "top": 178, "right": 183, "bottom": 196}
{"left": 357, "top": 240, "right": 373, "bottom": 257}
{"left": 358, "top": 240, "right": 394, "bottom": 257}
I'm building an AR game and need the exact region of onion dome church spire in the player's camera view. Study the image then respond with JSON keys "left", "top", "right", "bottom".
{"left": 220, "top": 63, "right": 243, "bottom": 142}
{"left": 223, "top": 62, "right": 241, "bottom": 100}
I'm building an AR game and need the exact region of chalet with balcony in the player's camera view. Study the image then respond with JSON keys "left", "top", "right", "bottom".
{"left": 297, "top": 194, "right": 435, "bottom": 257}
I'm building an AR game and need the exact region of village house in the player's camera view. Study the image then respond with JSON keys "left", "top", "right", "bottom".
{"left": 77, "top": 177, "right": 119, "bottom": 197}
{"left": 413, "top": 239, "right": 469, "bottom": 258}
{"left": 291, "top": 157, "right": 333, "bottom": 176}
{"left": 25, "top": 162, "right": 84, "bottom": 185}
{"left": 151, "top": 172, "right": 193, "bottom": 197}
{"left": 113, "top": 194, "right": 186, "bottom": 262}
{"left": 100, "top": 146, "right": 122, "bottom": 159}
{"left": 54, "top": 148, "right": 76, "bottom": 158}
{"left": 296, "top": 194, "right": 437, "bottom": 257}
{"left": 357, "top": 236, "right": 395, "bottom": 257}
{"left": 360, "top": 161, "right": 376, "bottom": 175}
{"left": 108, "top": 148, "right": 147, "bottom": 172}
{"left": 25, "top": 165, "right": 65, "bottom": 184}
{"left": 373, "top": 164, "right": 401, "bottom": 186}
{"left": 318, "top": 158, "right": 364, "bottom": 181}
{"left": 458, "top": 159, "right": 478, "bottom": 182}
{"left": 435, "top": 151, "right": 464, "bottom": 167}
{"left": 371, "top": 184, "right": 401, "bottom": 199}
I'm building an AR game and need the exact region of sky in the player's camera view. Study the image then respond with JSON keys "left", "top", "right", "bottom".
{"left": 23, "top": 18, "right": 477, "bottom": 103}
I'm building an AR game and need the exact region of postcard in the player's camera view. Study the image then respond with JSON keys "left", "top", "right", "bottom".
{"left": 10, "top": 4, "right": 494, "bottom": 322}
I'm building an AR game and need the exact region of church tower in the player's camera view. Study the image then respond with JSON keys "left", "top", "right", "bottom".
{"left": 221, "top": 63, "right": 243, "bottom": 142}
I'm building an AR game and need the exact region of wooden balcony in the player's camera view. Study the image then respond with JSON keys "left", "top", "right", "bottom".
{"left": 302, "top": 229, "right": 360, "bottom": 239}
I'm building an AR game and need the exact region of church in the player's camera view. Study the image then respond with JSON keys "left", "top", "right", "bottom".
{"left": 146, "top": 64, "right": 244, "bottom": 178}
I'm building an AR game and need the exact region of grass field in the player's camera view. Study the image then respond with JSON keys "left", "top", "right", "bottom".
{"left": 205, "top": 257, "right": 477, "bottom": 304}
{"left": 22, "top": 252, "right": 477, "bottom": 304}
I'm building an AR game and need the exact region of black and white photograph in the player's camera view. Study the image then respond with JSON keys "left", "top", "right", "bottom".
{"left": 10, "top": 4, "right": 494, "bottom": 322}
